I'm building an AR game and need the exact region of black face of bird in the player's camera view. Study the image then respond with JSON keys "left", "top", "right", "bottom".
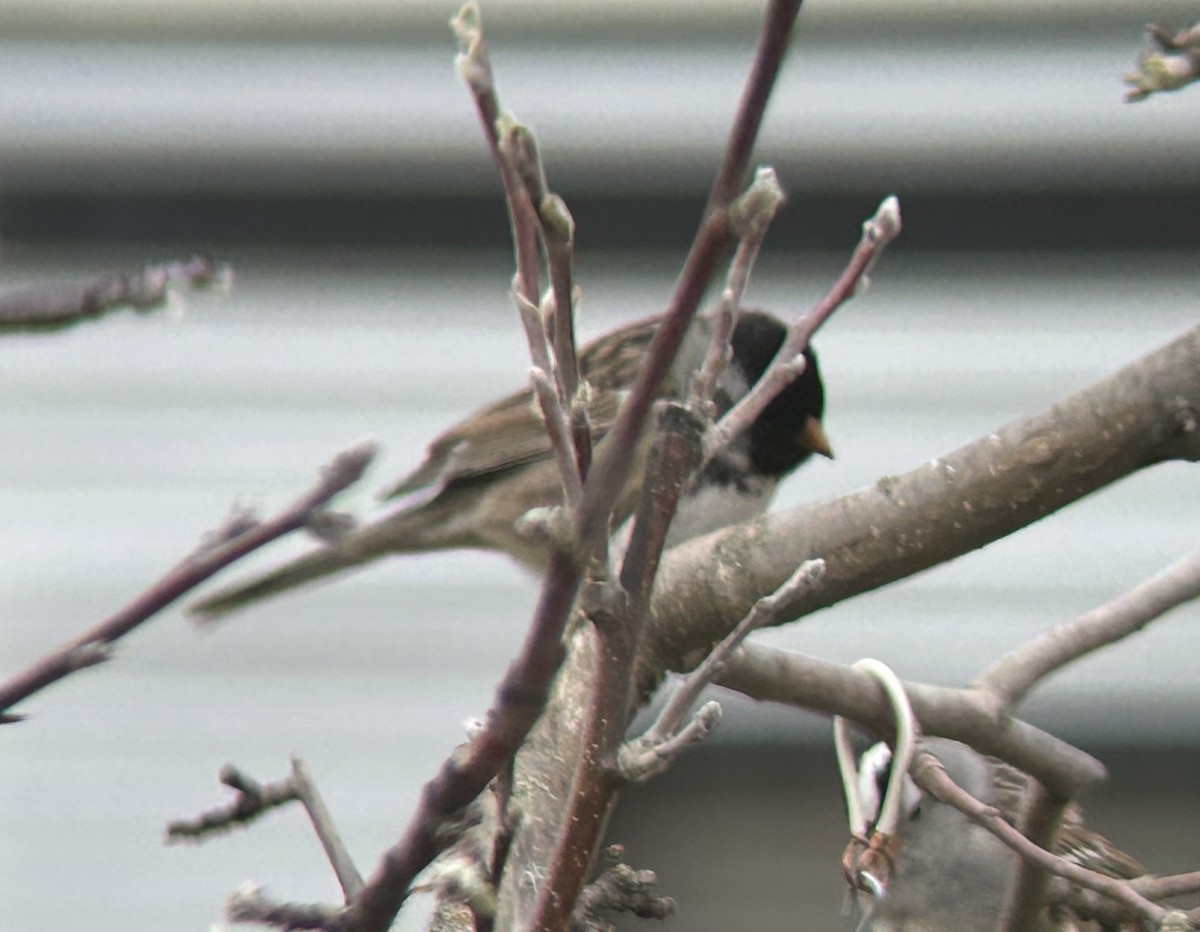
{"left": 728, "top": 311, "right": 832, "bottom": 475}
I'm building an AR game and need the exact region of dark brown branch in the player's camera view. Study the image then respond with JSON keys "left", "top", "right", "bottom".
{"left": 340, "top": 547, "right": 581, "bottom": 932}
{"left": 642, "top": 322, "right": 1200, "bottom": 697}
{"left": 0, "top": 441, "right": 376, "bottom": 719}
{"left": 576, "top": 0, "right": 805, "bottom": 551}
{"left": 0, "top": 255, "right": 229, "bottom": 333}
{"left": 977, "top": 547, "right": 1200, "bottom": 706}
{"left": 707, "top": 0, "right": 803, "bottom": 209}
{"left": 226, "top": 886, "right": 347, "bottom": 931}
{"left": 520, "top": 403, "right": 706, "bottom": 927}
{"left": 167, "top": 765, "right": 300, "bottom": 841}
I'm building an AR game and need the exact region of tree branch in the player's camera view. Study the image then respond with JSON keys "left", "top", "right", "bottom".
{"left": 977, "top": 547, "right": 1200, "bottom": 707}
{"left": 0, "top": 441, "right": 376, "bottom": 719}
{"left": 452, "top": 3, "right": 540, "bottom": 304}
{"left": 717, "top": 644, "right": 1105, "bottom": 798}
{"left": 910, "top": 749, "right": 1172, "bottom": 929}
{"left": 641, "top": 322, "right": 1200, "bottom": 697}
{"left": 704, "top": 194, "right": 900, "bottom": 462}
{"left": 576, "top": 0, "right": 804, "bottom": 551}
{"left": 498, "top": 4, "right": 808, "bottom": 928}
{"left": 170, "top": 758, "right": 364, "bottom": 906}
{"left": 167, "top": 764, "right": 301, "bottom": 842}
{"left": 0, "top": 255, "right": 230, "bottom": 333}
{"left": 690, "top": 167, "right": 786, "bottom": 410}
{"left": 619, "top": 559, "right": 824, "bottom": 782}
{"left": 1124, "top": 22, "right": 1200, "bottom": 102}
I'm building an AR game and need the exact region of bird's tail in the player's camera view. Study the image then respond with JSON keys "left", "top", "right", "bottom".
{"left": 188, "top": 511, "right": 441, "bottom": 621}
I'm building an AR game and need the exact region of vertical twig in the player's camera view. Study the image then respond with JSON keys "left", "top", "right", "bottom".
{"left": 526, "top": 4, "right": 807, "bottom": 930}
{"left": 704, "top": 194, "right": 900, "bottom": 463}
{"left": 453, "top": 4, "right": 541, "bottom": 304}
{"left": 690, "top": 167, "right": 786, "bottom": 410}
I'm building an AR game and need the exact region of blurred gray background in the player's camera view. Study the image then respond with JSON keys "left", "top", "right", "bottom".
{"left": 1, "top": 1, "right": 1198, "bottom": 929}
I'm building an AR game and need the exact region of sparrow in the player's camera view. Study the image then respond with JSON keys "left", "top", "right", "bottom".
{"left": 190, "top": 308, "right": 831, "bottom": 618}
{"left": 845, "top": 738, "right": 1145, "bottom": 932}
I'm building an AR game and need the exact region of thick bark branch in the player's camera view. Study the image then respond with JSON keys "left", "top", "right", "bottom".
{"left": 717, "top": 643, "right": 1105, "bottom": 797}
{"left": 640, "top": 323, "right": 1200, "bottom": 695}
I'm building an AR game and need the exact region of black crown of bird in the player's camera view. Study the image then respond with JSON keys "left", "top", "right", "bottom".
{"left": 190, "top": 309, "right": 831, "bottom": 619}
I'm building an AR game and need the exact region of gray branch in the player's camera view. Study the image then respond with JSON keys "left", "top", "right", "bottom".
{"left": 977, "top": 548, "right": 1200, "bottom": 706}
{"left": 640, "top": 323, "right": 1200, "bottom": 698}
{"left": 0, "top": 255, "right": 229, "bottom": 333}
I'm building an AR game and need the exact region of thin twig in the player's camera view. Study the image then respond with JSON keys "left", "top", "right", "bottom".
{"left": 166, "top": 765, "right": 300, "bottom": 841}
{"left": 652, "top": 560, "right": 821, "bottom": 748}
{"left": 504, "top": 122, "right": 583, "bottom": 416}
{"left": 226, "top": 885, "right": 347, "bottom": 931}
{"left": 573, "top": 0, "right": 805, "bottom": 553}
{"left": 511, "top": 125, "right": 591, "bottom": 482}
{"left": 1132, "top": 871, "right": 1200, "bottom": 899}
{"left": 704, "top": 194, "right": 900, "bottom": 463}
{"left": 910, "top": 750, "right": 1170, "bottom": 929}
{"left": 472, "top": 54, "right": 580, "bottom": 501}
{"left": 707, "top": 0, "right": 804, "bottom": 210}
{"left": 167, "top": 758, "right": 362, "bottom": 905}
{"left": 502, "top": 125, "right": 586, "bottom": 505}
{"left": 977, "top": 548, "right": 1200, "bottom": 707}
{"left": 0, "top": 255, "right": 230, "bottom": 333}
{"left": 512, "top": 287, "right": 584, "bottom": 508}
{"left": 690, "top": 167, "right": 786, "bottom": 410}
{"left": 0, "top": 441, "right": 376, "bottom": 718}
{"left": 291, "top": 758, "right": 365, "bottom": 901}
{"left": 452, "top": 3, "right": 540, "bottom": 303}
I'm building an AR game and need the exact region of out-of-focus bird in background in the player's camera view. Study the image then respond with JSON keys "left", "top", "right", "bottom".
{"left": 190, "top": 308, "right": 831, "bottom": 619}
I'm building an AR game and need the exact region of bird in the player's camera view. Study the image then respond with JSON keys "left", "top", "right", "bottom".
{"left": 844, "top": 737, "right": 1145, "bottom": 932}
{"left": 190, "top": 308, "right": 832, "bottom": 619}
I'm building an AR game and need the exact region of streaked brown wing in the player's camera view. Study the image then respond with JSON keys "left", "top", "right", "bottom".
{"left": 989, "top": 758, "right": 1144, "bottom": 881}
{"left": 381, "top": 315, "right": 661, "bottom": 500}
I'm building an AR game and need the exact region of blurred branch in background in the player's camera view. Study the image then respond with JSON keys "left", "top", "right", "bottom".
{"left": 0, "top": 255, "right": 229, "bottom": 333}
{"left": 1125, "top": 21, "right": 1200, "bottom": 101}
